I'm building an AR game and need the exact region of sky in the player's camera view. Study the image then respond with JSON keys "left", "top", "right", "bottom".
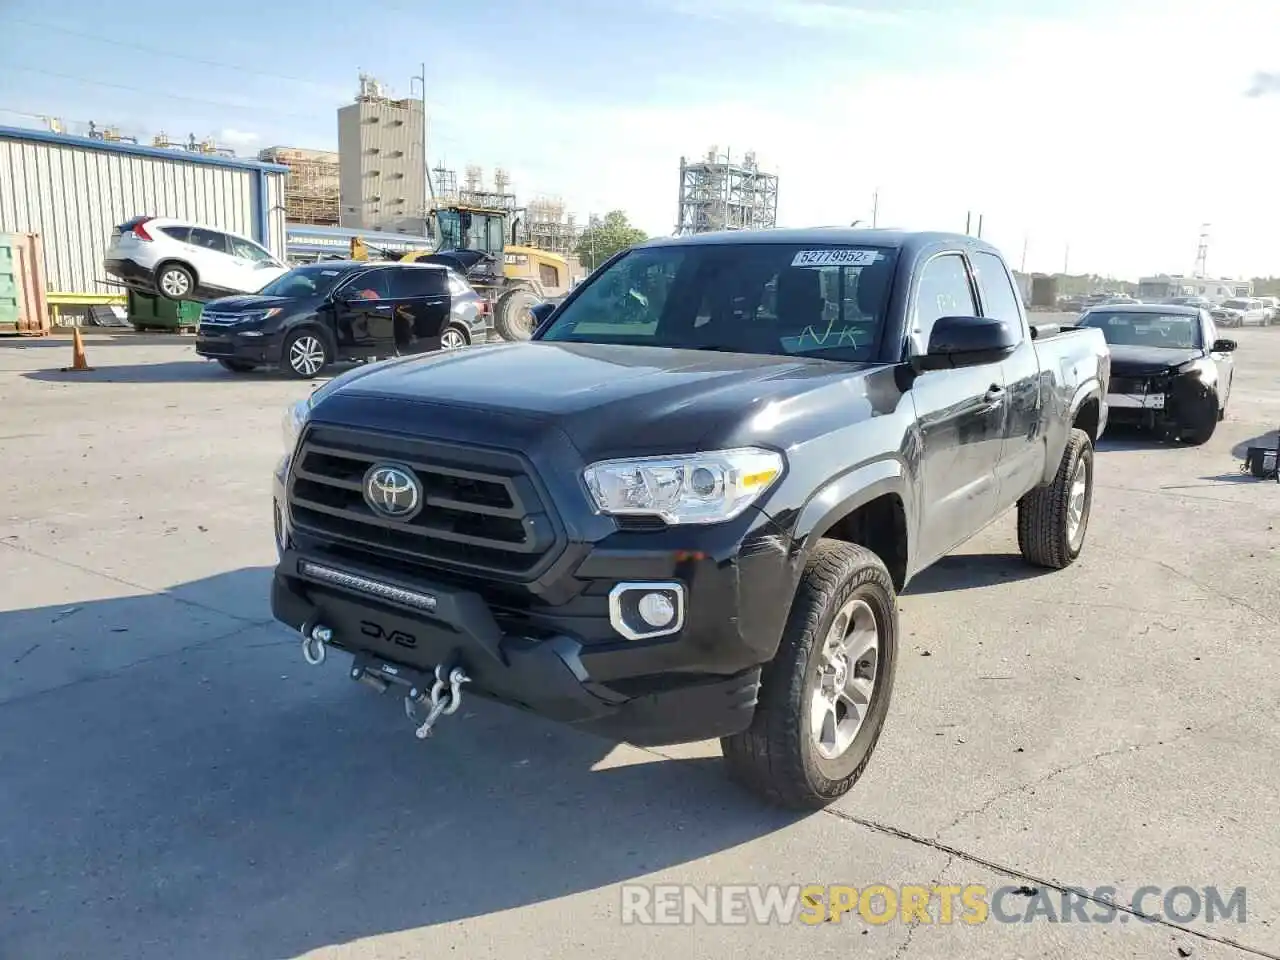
{"left": 2, "top": 0, "right": 1280, "bottom": 279}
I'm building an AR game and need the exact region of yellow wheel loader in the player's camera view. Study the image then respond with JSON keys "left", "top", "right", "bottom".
{"left": 348, "top": 205, "right": 570, "bottom": 341}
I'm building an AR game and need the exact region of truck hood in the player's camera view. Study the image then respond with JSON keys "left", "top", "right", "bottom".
{"left": 314, "top": 341, "right": 883, "bottom": 459}
{"left": 1108, "top": 344, "right": 1203, "bottom": 377}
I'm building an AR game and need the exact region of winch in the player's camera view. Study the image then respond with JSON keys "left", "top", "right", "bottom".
{"left": 299, "top": 622, "right": 472, "bottom": 739}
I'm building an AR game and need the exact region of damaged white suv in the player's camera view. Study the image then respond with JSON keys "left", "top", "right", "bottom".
{"left": 105, "top": 216, "right": 289, "bottom": 302}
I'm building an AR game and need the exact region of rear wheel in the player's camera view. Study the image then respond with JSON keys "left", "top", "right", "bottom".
{"left": 156, "top": 263, "right": 195, "bottom": 301}
{"left": 217, "top": 359, "right": 255, "bottom": 373}
{"left": 493, "top": 287, "right": 539, "bottom": 341}
{"left": 721, "top": 541, "right": 898, "bottom": 810}
{"left": 280, "top": 329, "right": 329, "bottom": 379}
{"left": 1017, "top": 427, "right": 1094, "bottom": 569}
{"left": 440, "top": 324, "right": 470, "bottom": 350}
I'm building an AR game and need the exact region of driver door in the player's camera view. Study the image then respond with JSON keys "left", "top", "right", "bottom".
{"left": 330, "top": 269, "right": 393, "bottom": 356}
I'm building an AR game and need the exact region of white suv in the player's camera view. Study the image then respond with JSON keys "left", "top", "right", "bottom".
{"left": 105, "top": 216, "right": 289, "bottom": 301}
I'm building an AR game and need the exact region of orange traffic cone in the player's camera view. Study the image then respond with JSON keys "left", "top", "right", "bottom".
{"left": 60, "top": 327, "right": 94, "bottom": 372}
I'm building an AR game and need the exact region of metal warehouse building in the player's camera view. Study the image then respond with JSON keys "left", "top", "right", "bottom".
{"left": 0, "top": 126, "right": 288, "bottom": 296}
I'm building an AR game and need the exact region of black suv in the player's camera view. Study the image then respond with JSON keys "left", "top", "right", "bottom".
{"left": 195, "top": 260, "right": 489, "bottom": 378}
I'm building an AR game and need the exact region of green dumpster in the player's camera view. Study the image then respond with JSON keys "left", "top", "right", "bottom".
{"left": 128, "top": 290, "right": 203, "bottom": 331}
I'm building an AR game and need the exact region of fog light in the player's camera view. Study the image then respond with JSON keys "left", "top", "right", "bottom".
{"left": 608, "top": 581, "right": 685, "bottom": 641}
{"left": 637, "top": 592, "right": 675, "bottom": 628}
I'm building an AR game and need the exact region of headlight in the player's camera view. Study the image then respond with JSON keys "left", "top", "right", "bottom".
{"left": 583, "top": 447, "right": 784, "bottom": 525}
{"left": 282, "top": 398, "right": 311, "bottom": 452}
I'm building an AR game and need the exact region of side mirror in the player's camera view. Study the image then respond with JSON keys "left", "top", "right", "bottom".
{"left": 529, "top": 301, "right": 556, "bottom": 327}
{"left": 911, "top": 315, "right": 1019, "bottom": 373}
{"left": 1212, "top": 338, "right": 1237, "bottom": 353}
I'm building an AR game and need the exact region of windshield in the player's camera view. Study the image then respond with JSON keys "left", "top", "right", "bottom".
{"left": 1081, "top": 311, "right": 1201, "bottom": 349}
{"left": 257, "top": 264, "right": 351, "bottom": 299}
{"left": 1221, "top": 299, "right": 1250, "bottom": 310}
{"left": 536, "top": 243, "right": 898, "bottom": 361}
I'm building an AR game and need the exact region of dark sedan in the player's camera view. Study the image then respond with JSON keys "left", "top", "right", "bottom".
{"left": 195, "top": 261, "right": 490, "bottom": 378}
{"left": 1079, "top": 303, "right": 1236, "bottom": 444}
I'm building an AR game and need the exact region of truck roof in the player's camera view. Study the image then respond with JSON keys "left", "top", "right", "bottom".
{"left": 1083, "top": 302, "right": 1201, "bottom": 316}
{"left": 639, "top": 227, "right": 1005, "bottom": 258}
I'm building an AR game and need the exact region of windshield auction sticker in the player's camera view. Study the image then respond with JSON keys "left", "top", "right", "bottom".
{"left": 791, "top": 248, "right": 884, "bottom": 267}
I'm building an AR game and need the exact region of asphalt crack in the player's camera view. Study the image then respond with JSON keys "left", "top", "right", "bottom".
{"left": 824, "top": 808, "right": 1280, "bottom": 959}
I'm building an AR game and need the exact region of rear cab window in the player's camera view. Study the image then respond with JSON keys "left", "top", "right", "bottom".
{"left": 970, "top": 250, "right": 1027, "bottom": 342}
{"left": 537, "top": 242, "right": 899, "bottom": 361}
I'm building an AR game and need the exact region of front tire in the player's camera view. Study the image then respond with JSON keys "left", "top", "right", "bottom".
{"left": 1017, "top": 427, "right": 1094, "bottom": 569}
{"left": 493, "top": 287, "right": 539, "bottom": 341}
{"left": 721, "top": 541, "right": 898, "bottom": 810}
{"left": 156, "top": 263, "right": 195, "bottom": 301}
{"left": 280, "top": 329, "right": 330, "bottom": 379}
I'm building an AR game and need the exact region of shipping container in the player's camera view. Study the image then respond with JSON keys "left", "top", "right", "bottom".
{"left": 0, "top": 232, "right": 50, "bottom": 335}
{"left": 0, "top": 126, "right": 288, "bottom": 297}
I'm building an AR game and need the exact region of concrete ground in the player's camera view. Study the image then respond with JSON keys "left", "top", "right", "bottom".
{"left": 2, "top": 326, "right": 1278, "bottom": 960}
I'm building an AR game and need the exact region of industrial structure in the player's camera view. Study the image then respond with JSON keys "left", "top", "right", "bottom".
{"left": 432, "top": 163, "right": 518, "bottom": 215}
{"left": 525, "top": 196, "right": 581, "bottom": 256}
{"left": 427, "top": 164, "right": 582, "bottom": 256}
{"left": 338, "top": 75, "right": 426, "bottom": 234}
{"left": 259, "top": 146, "right": 340, "bottom": 226}
{"left": 0, "top": 124, "right": 287, "bottom": 296}
{"left": 676, "top": 147, "right": 778, "bottom": 235}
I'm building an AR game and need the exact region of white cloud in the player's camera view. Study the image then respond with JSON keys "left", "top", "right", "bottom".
{"left": 220, "top": 128, "right": 260, "bottom": 147}
{"left": 427, "top": 0, "right": 1280, "bottom": 278}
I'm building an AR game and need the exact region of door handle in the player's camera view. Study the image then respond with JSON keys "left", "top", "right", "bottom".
{"left": 372, "top": 303, "right": 392, "bottom": 312}
{"left": 984, "top": 385, "right": 1006, "bottom": 403}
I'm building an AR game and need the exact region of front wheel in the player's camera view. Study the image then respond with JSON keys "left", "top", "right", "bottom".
{"left": 1016, "top": 427, "right": 1094, "bottom": 569}
{"left": 493, "top": 287, "right": 539, "bottom": 341}
{"left": 721, "top": 540, "right": 898, "bottom": 810}
{"left": 280, "top": 329, "right": 330, "bottom": 379}
{"left": 156, "top": 263, "right": 195, "bottom": 301}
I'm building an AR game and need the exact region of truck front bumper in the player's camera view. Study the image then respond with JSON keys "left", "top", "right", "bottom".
{"left": 271, "top": 548, "right": 765, "bottom": 746}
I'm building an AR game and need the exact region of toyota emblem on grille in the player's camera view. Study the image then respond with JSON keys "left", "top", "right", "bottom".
{"left": 363, "top": 464, "right": 422, "bottom": 520}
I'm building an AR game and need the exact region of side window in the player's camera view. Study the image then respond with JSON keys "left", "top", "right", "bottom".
{"left": 386, "top": 267, "right": 447, "bottom": 298}
{"left": 188, "top": 228, "right": 229, "bottom": 254}
{"left": 971, "top": 251, "right": 1025, "bottom": 342}
{"left": 157, "top": 225, "right": 191, "bottom": 243}
{"left": 1202, "top": 311, "right": 1217, "bottom": 345}
{"left": 538, "top": 263, "right": 560, "bottom": 287}
{"left": 909, "top": 254, "right": 976, "bottom": 354}
{"left": 341, "top": 269, "right": 392, "bottom": 301}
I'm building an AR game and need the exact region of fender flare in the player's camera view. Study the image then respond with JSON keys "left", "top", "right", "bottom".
{"left": 789, "top": 456, "right": 913, "bottom": 578}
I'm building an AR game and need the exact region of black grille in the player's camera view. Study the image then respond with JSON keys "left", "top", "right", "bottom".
{"left": 288, "top": 424, "right": 560, "bottom": 577}
{"left": 1110, "top": 376, "right": 1145, "bottom": 394}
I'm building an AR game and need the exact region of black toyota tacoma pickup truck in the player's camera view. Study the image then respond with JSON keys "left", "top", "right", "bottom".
{"left": 271, "top": 228, "right": 1110, "bottom": 809}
